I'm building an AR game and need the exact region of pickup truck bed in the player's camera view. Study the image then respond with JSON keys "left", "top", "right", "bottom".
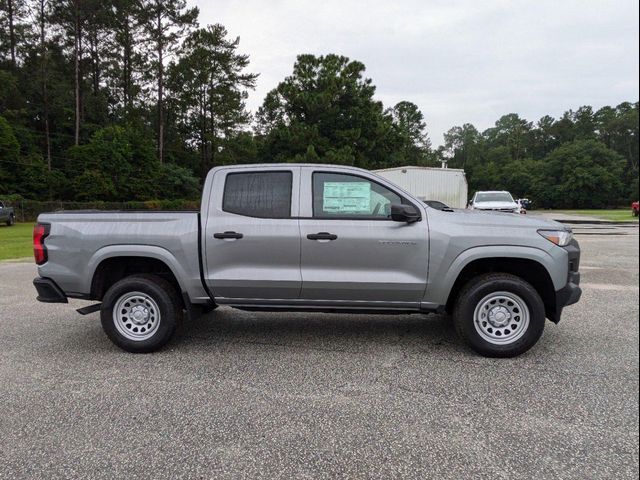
{"left": 35, "top": 210, "right": 209, "bottom": 303}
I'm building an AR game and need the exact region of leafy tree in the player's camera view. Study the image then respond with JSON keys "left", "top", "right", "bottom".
{"left": 572, "top": 106, "right": 596, "bottom": 139}
{"left": 51, "top": 0, "right": 88, "bottom": 145}
{"left": 106, "top": 0, "right": 146, "bottom": 118}
{"left": 256, "top": 53, "right": 398, "bottom": 169}
{"left": 65, "top": 124, "right": 199, "bottom": 200}
{"left": 530, "top": 115, "right": 559, "bottom": 158}
{"left": 0, "top": 0, "right": 29, "bottom": 68}
{"left": 483, "top": 113, "right": 532, "bottom": 161}
{"left": 536, "top": 140, "right": 625, "bottom": 208}
{"left": 153, "top": 162, "right": 199, "bottom": 199}
{"left": 550, "top": 111, "right": 576, "bottom": 145}
{"left": 140, "top": 0, "right": 198, "bottom": 163}
{"left": 215, "top": 131, "right": 258, "bottom": 166}
{"left": 443, "top": 123, "right": 482, "bottom": 169}
{"left": 168, "top": 24, "right": 257, "bottom": 178}
{"left": 0, "top": 114, "right": 20, "bottom": 192}
{"left": 388, "top": 101, "right": 431, "bottom": 166}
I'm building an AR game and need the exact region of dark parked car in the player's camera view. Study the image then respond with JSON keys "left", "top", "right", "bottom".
{"left": 0, "top": 201, "right": 15, "bottom": 226}
{"left": 423, "top": 200, "right": 453, "bottom": 211}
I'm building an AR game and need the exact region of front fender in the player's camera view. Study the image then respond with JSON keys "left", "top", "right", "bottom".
{"left": 423, "top": 245, "right": 567, "bottom": 306}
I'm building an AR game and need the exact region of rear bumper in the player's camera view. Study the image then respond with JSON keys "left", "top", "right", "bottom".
{"left": 33, "top": 277, "right": 68, "bottom": 303}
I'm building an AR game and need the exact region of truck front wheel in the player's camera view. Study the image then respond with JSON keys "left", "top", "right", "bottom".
{"left": 453, "top": 273, "right": 545, "bottom": 358}
{"left": 100, "top": 274, "right": 182, "bottom": 353}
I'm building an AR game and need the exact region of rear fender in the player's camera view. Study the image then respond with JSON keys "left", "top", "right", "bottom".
{"left": 86, "top": 245, "right": 191, "bottom": 299}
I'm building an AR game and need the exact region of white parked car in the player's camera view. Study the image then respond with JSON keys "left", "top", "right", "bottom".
{"left": 468, "top": 191, "right": 521, "bottom": 213}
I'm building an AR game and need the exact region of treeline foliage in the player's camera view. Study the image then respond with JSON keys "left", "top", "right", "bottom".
{"left": 0, "top": 1, "right": 637, "bottom": 208}
{"left": 0, "top": 0, "right": 255, "bottom": 200}
{"left": 442, "top": 105, "right": 639, "bottom": 208}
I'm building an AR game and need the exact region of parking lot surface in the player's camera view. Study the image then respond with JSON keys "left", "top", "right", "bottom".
{"left": 1, "top": 226, "right": 638, "bottom": 479}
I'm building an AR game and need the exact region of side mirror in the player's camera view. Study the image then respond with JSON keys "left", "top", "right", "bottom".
{"left": 391, "top": 204, "right": 420, "bottom": 223}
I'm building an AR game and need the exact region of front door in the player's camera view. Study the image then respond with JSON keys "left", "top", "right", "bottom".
{"left": 204, "top": 167, "right": 301, "bottom": 301}
{"left": 299, "top": 168, "right": 429, "bottom": 307}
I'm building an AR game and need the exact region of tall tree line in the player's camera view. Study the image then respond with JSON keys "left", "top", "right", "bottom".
{"left": 0, "top": 0, "right": 257, "bottom": 200}
{"left": 0, "top": 1, "right": 637, "bottom": 208}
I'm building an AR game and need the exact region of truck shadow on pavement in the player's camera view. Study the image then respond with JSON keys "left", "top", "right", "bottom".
{"left": 169, "top": 307, "right": 466, "bottom": 355}
{"left": 59, "top": 306, "right": 474, "bottom": 356}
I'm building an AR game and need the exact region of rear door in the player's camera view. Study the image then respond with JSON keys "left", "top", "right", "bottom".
{"left": 298, "top": 167, "right": 429, "bottom": 308}
{"left": 203, "top": 166, "right": 301, "bottom": 302}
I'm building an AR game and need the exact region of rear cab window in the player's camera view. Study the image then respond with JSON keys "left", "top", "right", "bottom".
{"left": 223, "top": 171, "right": 293, "bottom": 218}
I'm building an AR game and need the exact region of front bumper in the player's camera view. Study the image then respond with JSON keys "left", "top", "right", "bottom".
{"left": 549, "top": 239, "right": 582, "bottom": 323}
{"left": 474, "top": 208, "right": 520, "bottom": 213}
{"left": 33, "top": 277, "right": 68, "bottom": 303}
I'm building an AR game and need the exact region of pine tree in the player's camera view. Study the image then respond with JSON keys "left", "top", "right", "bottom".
{"left": 140, "top": 0, "right": 197, "bottom": 163}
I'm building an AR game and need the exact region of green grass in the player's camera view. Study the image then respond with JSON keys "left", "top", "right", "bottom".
{"left": 0, "top": 223, "right": 34, "bottom": 261}
{"left": 552, "top": 209, "right": 639, "bottom": 222}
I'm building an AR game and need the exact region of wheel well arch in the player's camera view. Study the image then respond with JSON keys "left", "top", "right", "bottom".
{"left": 90, "top": 256, "right": 182, "bottom": 302}
{"left": 445, "top": 257, "right": 556, "bottom": 318}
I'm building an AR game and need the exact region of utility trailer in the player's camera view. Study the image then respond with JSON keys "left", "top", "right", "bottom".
{"left": 374, "top": 166, "right": 468, "bottom": 209}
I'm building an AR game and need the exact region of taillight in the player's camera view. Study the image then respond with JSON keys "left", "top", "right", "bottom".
{"left": 33, "top": 223, "right": 50, "bottom": 265}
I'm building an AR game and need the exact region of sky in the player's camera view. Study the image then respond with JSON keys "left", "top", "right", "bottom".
{"left": 193, "top": 0, "right": 639, "bottom": 146}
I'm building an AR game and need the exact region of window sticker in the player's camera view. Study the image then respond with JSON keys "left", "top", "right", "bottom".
{"left": 323, "top": 182, "right": 371, "bottom": 213}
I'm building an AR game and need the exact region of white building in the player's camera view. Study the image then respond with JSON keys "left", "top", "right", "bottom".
{"left": 374, "top": 166, "right": 468, "bottom": 209}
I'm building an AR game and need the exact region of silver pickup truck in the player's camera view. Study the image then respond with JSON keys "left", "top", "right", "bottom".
{"left": 33, "top": 164, "right": 581, "bottom": 357}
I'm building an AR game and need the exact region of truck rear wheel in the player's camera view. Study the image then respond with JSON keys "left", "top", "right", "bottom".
{"left": 100, "top": 274, "right": 182, "bottom": 353}
{"left": 453, "top": 273, "right": 545, "bottom": 358}
{"left": 6, "top": 213, "right": 14, "bottom": 226}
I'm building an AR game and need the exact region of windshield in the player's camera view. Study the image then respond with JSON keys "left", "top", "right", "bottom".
{"left": 475, "top": 192, "right": 514, "bottom": 203}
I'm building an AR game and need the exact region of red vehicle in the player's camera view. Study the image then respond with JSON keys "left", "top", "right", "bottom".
{"left": 633, "top": 201, "right": 639, "bottom": 217}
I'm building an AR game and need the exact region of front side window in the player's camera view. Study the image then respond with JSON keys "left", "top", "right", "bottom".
{"left": 312, "top": 172, "right": 403, "bottom": 219}
{"left": 223, "top": 171, "right": 292, "bottom": 218}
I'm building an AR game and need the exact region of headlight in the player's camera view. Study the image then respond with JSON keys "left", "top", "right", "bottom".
{"left": 538, "top": 229, "right": 573, "bottom": 246}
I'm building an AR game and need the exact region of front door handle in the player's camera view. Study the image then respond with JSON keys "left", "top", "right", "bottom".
{"left": 214, "top": 231, "right": 243, "bottom": 239}
{"left": 307, "top": 232, "right": 338, "bottom": 241}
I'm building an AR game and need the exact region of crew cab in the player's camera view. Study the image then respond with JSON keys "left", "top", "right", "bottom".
{"left": 33, "top": 164, "right": 582, "bottom": 357}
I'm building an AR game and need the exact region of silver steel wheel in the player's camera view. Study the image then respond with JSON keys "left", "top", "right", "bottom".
{"left": 113, "top": 291, "right": 161, "bottom": 341}
{"left": 473, "top": 291, "right": 530, "bottom": 345}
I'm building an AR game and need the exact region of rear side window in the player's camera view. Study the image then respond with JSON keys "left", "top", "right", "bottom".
{"left": 223, "top": 171, "right": 292, "bottom": 218}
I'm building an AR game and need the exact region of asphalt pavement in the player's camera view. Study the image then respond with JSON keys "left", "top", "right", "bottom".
{"left": 0, "top": 226, "right": 638, "bottom": 479}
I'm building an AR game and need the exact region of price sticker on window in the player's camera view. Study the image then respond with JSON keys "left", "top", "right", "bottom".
{"left": 323, "top": 182, "right": 371, "bottom": 213}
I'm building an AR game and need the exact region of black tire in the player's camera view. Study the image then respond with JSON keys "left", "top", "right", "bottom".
{"left": 453, "top": 273, "right": 545, "bottom": 358}
{"left": 100, "top": 274, "right": 183, "bottom": 353}
{"left": 6, "top": 214, "right": 14, "bottom": 226}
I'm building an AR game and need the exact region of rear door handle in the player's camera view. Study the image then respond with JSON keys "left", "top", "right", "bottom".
{"left": 307, "top": 232, "right": 338, "bottom": 241}
{"left": 214, "top": 231, "right": 243, "bottom": 239}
